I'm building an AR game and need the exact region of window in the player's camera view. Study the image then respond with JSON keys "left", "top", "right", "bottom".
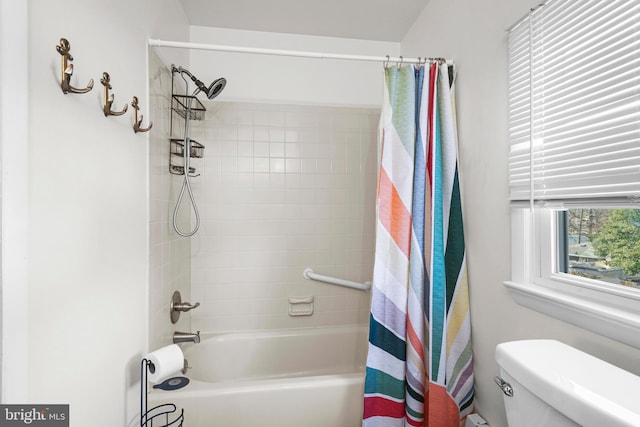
{"left": 506, "top": 0, "right": 640, "bottom": 348}
{"left": 559, "top": 209, "right": 640, "bottom": 288}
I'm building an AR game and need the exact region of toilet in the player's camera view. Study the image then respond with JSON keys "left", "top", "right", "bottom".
{"left": 495, "top": 340, "right": 640, "bottom": 427}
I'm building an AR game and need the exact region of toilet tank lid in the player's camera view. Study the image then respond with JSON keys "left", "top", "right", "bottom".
{"left": 496, "top": 340, "right": 640, "bottom": 427}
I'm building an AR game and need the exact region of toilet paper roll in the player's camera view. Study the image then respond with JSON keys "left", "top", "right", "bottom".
{"left": 145, "top": 344, "right": 184, "bottom": 384}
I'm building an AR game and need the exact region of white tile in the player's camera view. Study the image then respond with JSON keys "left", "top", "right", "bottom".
{"left": 300, "top": 159, "right": 317, "bottom": 174}
{"left": 253, "top": 172, "right": 270, "bottom": 187}
{"left": 254, "top": 158, "right": 270, "bottom": 173}
{"left": 254, "top": 142, "right": 270, "bottom": 157}
{"left": 220, "top": 125, "right": 238, "bottom": 141}
{"left": 253, "top": 126, "right": 270, "bottom": 142}
{"left": 285, "top": 129, "right": 299, "bottom": 143}
{"left": 238, "top": 158, "right": 254, "bottom": 173}
{"left": 151, "top": 101, "right": 377, "bottom": 337}
{"left": 285, "top": 174, "right": 302, "bottom": 189}
{"left": 300, "top": 142, "right": 318, "bottom": 158}
{"left": 220, "top": 140, "right": 238, "bottom": 157}
{"left": 270, "top": 158, "right": 285, "bottom": 173}
{"left": 269, "top": 141, "right": 285, "bottom": 157}
{"left": 237, "top": 110, "right": 254, "bottom": 125}
{"left": 285, "top": 158, "right": 301, "bottom": 173}
{"left": 253, "top": 111, "right": 270, "bottom": 126}
{"left": 269, "top": 111, "right": 285, "bottom": 127}
{"left": 285, "top": 142, "right": 300, "bottom": 158}
{"left": 220, "top": 157, "right": 238, "bottom": 172}
{"left": 284, "top": 112, "right": 301, "bottom": 127}
{"left": 269, "top": 127, "right": 285, "bottom": 143}
{"left": 238, "top": 125, "right": 253, "bottom": 141}
{"left": 237, "top": 141, "right": 253, "bottom": 157}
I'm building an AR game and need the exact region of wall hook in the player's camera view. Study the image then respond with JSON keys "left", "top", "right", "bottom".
{"left": 56, "top": 38, "right": 94, "bottom": 94}
{"left": 131, "top": 96, "right": 153, "bottom": 133}
{"left": 100, "top": 72, "right": 128, "bottom": 117}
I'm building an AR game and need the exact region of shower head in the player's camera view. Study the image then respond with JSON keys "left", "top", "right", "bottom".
{"left": 205, "top": 78, "right": 226, "bottom": 99}
{"left": 173, "top": 65, "right": 226, "bottom": 99}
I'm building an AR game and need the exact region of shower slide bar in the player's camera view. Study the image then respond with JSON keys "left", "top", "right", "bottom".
{"left": 303, "top": 268, "right": 372, "bottom": 292}
{"left": 148, "top": 39, "right": 452, "bottom": 66}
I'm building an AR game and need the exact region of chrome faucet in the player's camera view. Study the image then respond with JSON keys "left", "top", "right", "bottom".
{"left": 173, "top": 330, "right": 201, "bottom": 344}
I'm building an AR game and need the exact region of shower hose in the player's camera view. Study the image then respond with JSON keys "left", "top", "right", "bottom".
{"left": 172, "top": 99, "right": 200, "bottom": 237}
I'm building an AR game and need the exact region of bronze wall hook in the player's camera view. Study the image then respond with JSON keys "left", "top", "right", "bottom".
{"left": 56, "top": 38, "right": 94, "bottom": 94}
{"left": 100, "top": 72, "right": 128, "bottom": 117}
{"left": 131, "top": 96, "right": 153, "bottom": 133}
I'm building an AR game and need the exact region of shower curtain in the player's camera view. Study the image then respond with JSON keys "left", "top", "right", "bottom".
{"left": 363, "top": 62, "right": 474, "bottom": 427}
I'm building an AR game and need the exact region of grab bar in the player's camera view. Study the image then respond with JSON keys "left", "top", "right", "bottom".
{"left": 303, "top": 268, "right": 372, "bottom": 291}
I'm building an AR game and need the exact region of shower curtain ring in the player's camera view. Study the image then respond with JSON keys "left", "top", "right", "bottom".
{"left": 383, "top": 55, "right": 390, "bottom": 68}
{"left": 396, "top": 56, "right": 404, "bottom": 68}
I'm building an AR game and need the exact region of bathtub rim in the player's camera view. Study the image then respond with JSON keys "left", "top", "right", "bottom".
{"left": 148, "top": 371, "right": 366, "bottom": 400}
{"left": 180, "top": 323, "right": 370, "bottom": 345}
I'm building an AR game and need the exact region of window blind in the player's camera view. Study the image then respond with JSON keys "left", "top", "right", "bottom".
{"left": 508, "top": 0, "right": 640, "bottom": 204}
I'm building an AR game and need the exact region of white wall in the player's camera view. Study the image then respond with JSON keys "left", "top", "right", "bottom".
{"left": 401, "top": 1, "right": 640, "bottom": 426}
{"left": 188, "top": 26, "right": 401, "bottom": 107}
{"left": 1, "top": 0, "right": 29, "bottom": 403}
{"left": 27, "top": 1, "right": 188, "bottom": 425}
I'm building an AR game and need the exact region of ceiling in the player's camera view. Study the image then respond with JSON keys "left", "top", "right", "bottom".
{"left": 179, "top": 0, "right": 431, "bottom": 42}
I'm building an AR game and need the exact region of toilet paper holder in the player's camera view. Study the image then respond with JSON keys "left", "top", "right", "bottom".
{"left": 140, "top": 359, "right": 184, "bottom": 426}
{"left": 170, "top": 291, "right": 200, "bottom": 324}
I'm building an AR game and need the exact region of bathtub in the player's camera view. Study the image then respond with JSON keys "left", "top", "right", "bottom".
{"left": 149, "top": 325, "right": 368, "bottom": 427}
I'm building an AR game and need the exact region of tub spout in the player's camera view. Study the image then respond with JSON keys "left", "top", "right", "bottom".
{"left": 173, "top": 330, "right": 200, "bottom": 344}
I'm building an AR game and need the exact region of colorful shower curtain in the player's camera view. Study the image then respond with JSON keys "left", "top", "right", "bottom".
{"left": 363, "top": 62, "right": 474, "bottom": 427}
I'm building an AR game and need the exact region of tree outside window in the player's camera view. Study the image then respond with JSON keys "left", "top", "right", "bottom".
{"left": 564, "top": 209, "right": 640, "bottom": 287}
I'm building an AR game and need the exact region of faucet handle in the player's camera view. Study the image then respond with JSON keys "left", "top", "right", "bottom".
{"left": 173, "top": 301, "right": 200, "bottom": 312}
{"left": 170, "top": 291, "right": 200, "bottom": 324}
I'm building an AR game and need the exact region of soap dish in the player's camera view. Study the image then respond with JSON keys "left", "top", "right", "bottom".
{"left": 288, "top": 296, "right": 314, "bottom": 316}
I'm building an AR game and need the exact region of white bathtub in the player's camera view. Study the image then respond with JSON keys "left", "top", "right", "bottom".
{"left": 149, "top": 325, "right": 368, "bottom": 427}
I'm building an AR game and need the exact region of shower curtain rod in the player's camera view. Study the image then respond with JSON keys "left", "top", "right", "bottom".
{"left": 148, "top": 38, "right": 452, "bottom": 66}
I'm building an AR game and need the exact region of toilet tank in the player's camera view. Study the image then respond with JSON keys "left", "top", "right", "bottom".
{"left": 495, "top": 340, "right": 640, "bottom": 427}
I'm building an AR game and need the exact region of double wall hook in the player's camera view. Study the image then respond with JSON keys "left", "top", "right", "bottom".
{"left": 56, "top": 38, "right": 94, "bottom": 94}
{"left": 100, "top": 72, "right": 128, "bottom": 117}
{"left": 131, "top": 96, "right": 153, "bottom": 133}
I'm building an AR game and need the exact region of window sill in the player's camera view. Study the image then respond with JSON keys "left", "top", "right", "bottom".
{"left": 503, "top": 280, "right": 640, "bottom": 349}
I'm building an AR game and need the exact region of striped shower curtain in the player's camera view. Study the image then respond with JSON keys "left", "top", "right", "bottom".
{"left": 363, "top": 62, "right": 474, "bottom": 427}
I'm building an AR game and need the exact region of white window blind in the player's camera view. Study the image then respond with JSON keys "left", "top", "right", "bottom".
{"left": 508, "top": 0, "right": 640, "bottom": 204}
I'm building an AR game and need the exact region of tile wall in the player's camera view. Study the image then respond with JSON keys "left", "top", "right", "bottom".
{"left": 189, "top": 101, "right": 379, "bottom": 333}
{"left": 148, "top": 53, "right": 192, "bottom": 350}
